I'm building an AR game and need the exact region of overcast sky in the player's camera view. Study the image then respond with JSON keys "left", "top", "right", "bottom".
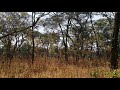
{"left": 28, "top": 12, "right": 103, "bottom": 34}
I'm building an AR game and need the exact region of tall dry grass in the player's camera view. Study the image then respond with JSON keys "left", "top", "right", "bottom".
{"left": 0, "top": 57, "right": 119, "bottom": 78}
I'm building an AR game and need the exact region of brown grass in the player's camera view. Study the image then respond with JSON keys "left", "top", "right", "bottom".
{"left": 0, "top": 57, "right": 119, "bottom": 78}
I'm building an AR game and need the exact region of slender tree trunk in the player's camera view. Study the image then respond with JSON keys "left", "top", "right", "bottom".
{"left": 65, "top": 26, "right": 68, "bottom": 62}
{"left": 111, "top": 12, "right": 120, "bottom": 70}
{"left": 13, "top": 35, "right": 18, "bottom": 59}
{"left": 75, "top": 29, "right": 80, "bottom": 63}
{"left": 64, "top": 43, "right": 68, "bottom": 62}
{"left": 75, "top": 48, "right": 79, "bottom": 63}
{"left": 96, "top": 41, "right": 100, "bottom": 58}
{"left": 32, "top": 12, "right": 35, "bottom": 64}
{"left": 46, "top": 45, "right": 49, "bottom": 59}
{"left": 64, "top": 18, "right": 71, "bottom": 62}
{"left": 75, "top": 40, "right": 80, "bottom": 63}
{"left": 58, "top": 22, "right": 68, "bottom": 62}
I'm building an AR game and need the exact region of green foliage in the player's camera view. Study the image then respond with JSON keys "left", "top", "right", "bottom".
{"left": 90, "top": 70, "right": 99, "bottom": 78}
{"left": 19, "top": 43, "right": 32, "bottom": 58}
{"left": 111, "top": 70, "right": 119, "bottom": 78}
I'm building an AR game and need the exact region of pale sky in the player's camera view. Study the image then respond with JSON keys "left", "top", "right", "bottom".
{"left": 27, "top": 12, "right": 104, "bottom": 34}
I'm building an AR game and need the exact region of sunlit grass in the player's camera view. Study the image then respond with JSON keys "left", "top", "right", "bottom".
{"left": 0, "top": 57, "right": 119, "bottom": 78}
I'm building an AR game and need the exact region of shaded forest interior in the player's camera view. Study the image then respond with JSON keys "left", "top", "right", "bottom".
{"left": 0, "top": 12, "right": 120, "bottom": 78}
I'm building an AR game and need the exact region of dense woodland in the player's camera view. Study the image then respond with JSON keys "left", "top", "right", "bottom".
{"left": 0, "top": 12, "right": 120, "bottom": 78}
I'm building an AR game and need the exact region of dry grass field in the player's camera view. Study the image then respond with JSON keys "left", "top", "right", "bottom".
{"left": 0, "top": 57, "right": 120, "bottom": 78}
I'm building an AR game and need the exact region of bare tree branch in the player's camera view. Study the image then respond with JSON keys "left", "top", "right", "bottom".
{"left": 0, "top": 12, "right": 49, "bottom": 40}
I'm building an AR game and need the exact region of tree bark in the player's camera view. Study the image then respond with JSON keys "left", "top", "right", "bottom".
{"left": 64, "top": 17, "right": 71, "bottom": 62}
{"left": 111, "top": 12, "right": 120, "bottom": 70}
{"left": 32, "top": 12, "right": 35, "bottom": 64}
{"left": 58, "top": 22, "right": 68, "bottom": 62}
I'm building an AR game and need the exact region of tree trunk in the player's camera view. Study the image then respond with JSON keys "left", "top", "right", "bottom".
{"left": 32, "top": 12, "right": 35, "bottom": 64}
{"left": 64, "top": 18, "right": 70, "bottom": 62}
{"left": 3, "top": 36, "right": 12, "bottom": 67}
{"left": 90, "top": 13, "right": 100, "bottom": 59}
{"left": 75, "top": 49, "right": 79, "bottom": 63}
{"left": 64, "top": 43, "right": 68, "bottom": 62}
{"left": 111, "top": 12, "right": 120, "bottom": 70}
{"left": 46, "top": 45, "right": 49, "bottom": 59}
{"left": 96, "top": 41, "right": 100, "bottom": 58}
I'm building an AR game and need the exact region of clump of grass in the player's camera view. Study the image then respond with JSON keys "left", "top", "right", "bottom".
{"left": 112, "top": 70, "right": 119, "bottom": 78}
{"left": 90, "top": 70, "right": 99, "bottom": 78}
{"left": 107, "top": 70, "right": 120, "bottom": 78}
